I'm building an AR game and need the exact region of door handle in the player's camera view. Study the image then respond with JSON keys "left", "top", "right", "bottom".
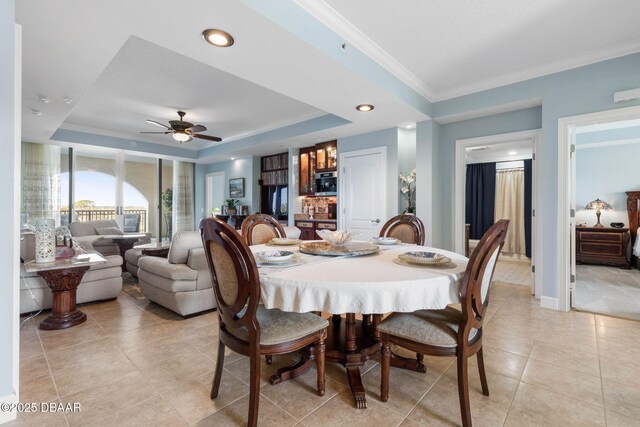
{"left": 371, "top": 218, "right": 380, "bottom": 224}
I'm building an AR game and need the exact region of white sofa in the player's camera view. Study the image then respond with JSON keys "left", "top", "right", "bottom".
{"left": 19, "top": 232, "right": 123, "bottom": 314}
{"left": 137, "top": 231, "right": 215, "bottom": 316}
{"left": 69, "top": 219, "right": 150, "bottom": 256}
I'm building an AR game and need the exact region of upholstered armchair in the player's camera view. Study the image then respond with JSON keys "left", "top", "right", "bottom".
{"left": 137, "top": 230, "right": 215, "bottom": 316}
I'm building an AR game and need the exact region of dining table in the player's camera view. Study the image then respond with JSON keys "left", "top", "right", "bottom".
{"left": 251, "top": 240, "right": 468, "bottom": 409}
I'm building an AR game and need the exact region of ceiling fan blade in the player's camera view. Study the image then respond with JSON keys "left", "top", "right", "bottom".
{"left": 145, "top": 119, "right": 171, "bottom": 129}
{"left": 193, "top": 134, "right": 222, "bottom": 142}
{"left": 139, "top": 131, "right": 172, "bottom": 134}
{"left": 187, "top": 124, "right": 207, "bottom": 133}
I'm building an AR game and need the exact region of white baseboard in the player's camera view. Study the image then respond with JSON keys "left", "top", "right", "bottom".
{"left": 540, "top": 296, "right": 559, "bottom": 310}
{"left": 0, "top": 393, "right": 17, "bottom": 424}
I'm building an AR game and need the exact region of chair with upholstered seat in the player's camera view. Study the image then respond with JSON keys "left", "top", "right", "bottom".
{"left": 201, "top": 218, "right": 328, "bottom": 427}
{"left": 379, "top": 214, "right": 426, "bottom": 245}
{"left": 378, "top": 219, "right": 509, "bottom": 427}
{"left": 241, "top": 213, "right": 286, "bottom": 246}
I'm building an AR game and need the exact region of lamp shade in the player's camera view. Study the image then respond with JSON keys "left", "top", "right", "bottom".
{"left": 585, "top": 198, "right": 612, "bottom": 211}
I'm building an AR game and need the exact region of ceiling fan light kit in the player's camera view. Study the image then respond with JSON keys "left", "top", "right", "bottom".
{"left": 140, "top": 110, "right": 222, "bottom": 144}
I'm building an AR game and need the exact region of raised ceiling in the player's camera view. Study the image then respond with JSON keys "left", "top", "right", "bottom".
{"left": 63, "top": 36, "right": 325, "bottom": 151}
{"left": 317, "top": 0, "right": 640, "bottom": 100}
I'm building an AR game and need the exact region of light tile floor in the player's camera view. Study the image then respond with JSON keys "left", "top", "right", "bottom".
{"left": 9, "top": 280, "right": 640, "bottom": 426}
{"left": 576, "top": 264, "right": 640, "bottom": 321}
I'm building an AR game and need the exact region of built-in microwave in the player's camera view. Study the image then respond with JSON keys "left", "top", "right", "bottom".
{"left": 315, "top": 171, "right": 337, "bottom": 196}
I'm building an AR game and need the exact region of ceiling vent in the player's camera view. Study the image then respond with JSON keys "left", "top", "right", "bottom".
{"left": 466, "top": 146, "right": 491, "bottom": 152}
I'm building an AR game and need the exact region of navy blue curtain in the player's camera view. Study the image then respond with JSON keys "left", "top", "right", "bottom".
{"left": 523, "top": 159, "right": 532, "bottom": 258}
{"left": 465, "top": 163, "right": 496, "bottom": 239}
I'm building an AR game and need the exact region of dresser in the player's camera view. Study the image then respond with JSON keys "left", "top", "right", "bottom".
{"left": 575, "top": 227, "right": 630, "bottom": 269}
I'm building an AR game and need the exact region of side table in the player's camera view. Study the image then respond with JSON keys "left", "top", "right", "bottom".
{"left": 102, "top": 234, "right": 147, "bottom": 271}
{"left": 138, "top": 242, "right": 170, "bottom": 258}
{"left": 24, "top": 253, "right": 107, "bottom": 330}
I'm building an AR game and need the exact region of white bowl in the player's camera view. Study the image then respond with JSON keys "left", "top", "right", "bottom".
{"left": 371, "top": 237, "right": 399, "bottom": 245}
{"left": 255, "top": 250, "right": 295, "bottom": 262}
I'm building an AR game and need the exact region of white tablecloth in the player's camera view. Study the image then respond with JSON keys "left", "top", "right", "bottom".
{"left": 251, "top": 243, "right": 467, "bottom": 314}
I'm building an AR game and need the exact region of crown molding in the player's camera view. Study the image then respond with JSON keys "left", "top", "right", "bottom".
{"left": 295, "top": 0, "right": 640, "bottom": 104}
{"left": 295, "top": 0, "right": 436, "bottom": 101}
{"left": 415, "top": 39, "right": 640, "bottom": 102}
{"left": 576, "top": 137, "right": 640, "bottom": 150}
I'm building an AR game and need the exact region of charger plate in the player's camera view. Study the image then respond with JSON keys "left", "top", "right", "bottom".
{"left": 299, "top": 241, "right": 379, "bottom": 257}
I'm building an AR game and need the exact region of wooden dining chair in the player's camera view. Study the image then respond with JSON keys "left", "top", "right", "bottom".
{"left": 241, "top": 213, "right": 286, "bottom": 246}
{"left": 379, "top": 214, "right": 426, "bottom": 245}
{"left": 201, "top": 218, "right": 328, "bottom": 427}
{"left": 378, "top": 219, "right": 509, "bottom": 427}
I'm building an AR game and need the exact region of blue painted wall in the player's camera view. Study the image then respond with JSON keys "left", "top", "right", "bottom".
{"left": 431, "top": 107, "right": 542, "bottom": 248}
{"left": 429, "top": 52, "right": 640, "bottom": 299}
{"left": 0, "top": 0, "right": 17, "bottom": 404}
{"left": 194, "top": 157, "right": 259, "bottom": 226}
{"left": 575, "top": 141, "right": 640, "bottom": 227}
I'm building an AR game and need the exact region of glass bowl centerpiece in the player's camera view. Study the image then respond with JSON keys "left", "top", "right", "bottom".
{"left": 316, "top": 229, "right": 359, "bottom": 247}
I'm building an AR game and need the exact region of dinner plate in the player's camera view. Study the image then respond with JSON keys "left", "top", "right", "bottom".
{"left": 255, "top": 250, "right": 295, "bottom": 263}
{"left": 371, "top": 237, "right": 400, "bottom": 245}
{"left": 269, "top": 237, "right": 302, "bottom": 246}
{"left": 256, "top": 255, "right": 303, "bottom": 266}
{"left": 399, "top": 251, "right": 451, "bottom": 265}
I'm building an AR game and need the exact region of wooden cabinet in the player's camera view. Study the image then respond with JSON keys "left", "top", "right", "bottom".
{"left": 315, "top": 140, "right": 337, "bottom": 172}
{"left": 295, "top": 220, "right": 337, "bottom": 241}
{"left": 298, "top": 147, "right": 316, "bottom": 196}
{"left": 259, "top": 152, "right": 289, "bottom": 221}
{"left": 575, "top": 227, "right": 630, "bottom": 268}
{"left": 299, "top": 141, "right": 337, "bottom": 196}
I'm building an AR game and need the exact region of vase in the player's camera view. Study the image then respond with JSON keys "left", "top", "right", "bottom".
{"left": 35, "top": 219, "right": 56, "bottom": 263}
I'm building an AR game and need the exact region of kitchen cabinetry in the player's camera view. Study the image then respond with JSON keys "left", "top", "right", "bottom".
{"left": 575, "top": 226, "right": 630, "bottom": 268}
{"left": 294, "top": 220, "right": 337, "bottom": 241}
{"left": 315, "top": 140, "right": 337, "bottom": 172}
{"left": 259, "top": 152, "right": 289, "bottom": 221}
{"left": 299, "top": 147, "right": 316, "bottom": 196}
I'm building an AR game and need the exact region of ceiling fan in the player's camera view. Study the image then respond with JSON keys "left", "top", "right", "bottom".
{"left": 140, "top": 110, "right": 222, "bottom": 143}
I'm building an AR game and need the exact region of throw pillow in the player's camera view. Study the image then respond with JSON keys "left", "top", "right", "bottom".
{"left": 95, "top": 226, "right": 124, "bottom": 236}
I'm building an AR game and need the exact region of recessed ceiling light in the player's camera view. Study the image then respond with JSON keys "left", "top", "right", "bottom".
{"left": 63, "top": 97, "right": 73, "bottom": 104}
{"left": 508, "top": 151, "right": 517, "bottom": 155}
{"left": 30, "top": 109, "right": 42, "bottom": 116}
{"left": 403, "top": 123, "right": 415, "bottom": 129}
{"left": 356, "top": 104, "right": 374, "bottom": 112}
{"left": 202, "top": 29, "right": 235, "bottom": 47}
{"left": 230, "top": 157, "right": 235, "bottom": 160}
{"left": 39, "top": 96, "right": 49, "bottom": 103}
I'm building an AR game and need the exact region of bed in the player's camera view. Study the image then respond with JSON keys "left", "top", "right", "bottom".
{"left": 627, "top": 191, "right": 640, "bottom": 269}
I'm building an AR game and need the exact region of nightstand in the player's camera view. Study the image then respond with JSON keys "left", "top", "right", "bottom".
{"left": 575, "top": 226, "right": 630, "bottom": 269}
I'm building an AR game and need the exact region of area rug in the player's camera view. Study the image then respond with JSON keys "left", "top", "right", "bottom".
{"left": 575, "top": 265, "right": 640, "bottom": 321}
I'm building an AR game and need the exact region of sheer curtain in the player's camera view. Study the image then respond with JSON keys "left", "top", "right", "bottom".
{"left": 172, "top": 161, "right": 195, "bottom": 233}
{"left": 21, "top": 142, "right": 61, "bottom": 225}
{"left": 495, "top": 168, "right": 526, "bottom": 254}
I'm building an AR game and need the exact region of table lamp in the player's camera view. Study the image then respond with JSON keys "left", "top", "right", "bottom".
{"left": 584, "top": 198, "right": 612, "bottom": 227}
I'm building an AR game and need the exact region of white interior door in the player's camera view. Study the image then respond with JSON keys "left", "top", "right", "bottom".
{"left": 206, "top": 171, "right": 225, "bottom": 216}
{"left": 340, "top": 147, "right": 386, "bottom": 240}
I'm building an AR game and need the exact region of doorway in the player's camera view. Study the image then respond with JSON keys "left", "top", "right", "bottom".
{"left": 339, "top": 147, "right": 387, "bottom": 240}
{"left": 205, "top": 171, "right": 225, "bottom": 217}
{"left": 560, "top": 110, "right": 640, "bottom": 319}
{"left": 454, "top": 130, "right": 541, "bottom": 298}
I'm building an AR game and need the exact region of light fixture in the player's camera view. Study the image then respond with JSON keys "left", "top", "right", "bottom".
{"left": 356, "top": 104, "right": 374, "bottom": 112}
{"left": 30, "top": 109, "right": 42, "bottom": 116}
{"left": 172, "top": 132, "right": 192, "bottom": 143}
{"left": 202, "top": 29, "right": 234, "bottom": 47}
{"left": 230, "top": 157, "right": 235, "bottom": 160}
{"left": 39, "top": 96, "right": 49, "bottom": 104}
{"left": 63, "top": 97, "right": 73, "bottom": 104}
{"left": 585, "top": 198, "right": 612, "bottom": 227}
{"left": 508, "top": 151, "right": 517, "bottom": 155}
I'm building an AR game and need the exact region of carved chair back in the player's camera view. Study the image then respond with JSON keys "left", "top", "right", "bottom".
{"left": 201, "top": 218, "right": 261, "bottom": 340}
{"left": 379, "top": 214, "right": 426, "bottom": 245}
{"left": 458, "top": 219, "right": 509, "bottom": 344}
{"left": 241, "top": 214, "right": 286, "bottom": 246}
